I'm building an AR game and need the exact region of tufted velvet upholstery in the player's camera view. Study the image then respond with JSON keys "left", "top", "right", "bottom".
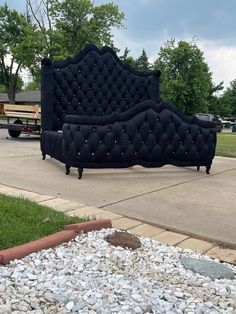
{"left": 41, "top": 131, "right": 64, "bottom": 163}
{"left": 41, "top": 45, "right": 160, "bottom": 132}
{"left": 62, "top": 101, "right": 216, "bottom": 168}
{"left": 40, "top": 45, "right": 216, "bottom": 178}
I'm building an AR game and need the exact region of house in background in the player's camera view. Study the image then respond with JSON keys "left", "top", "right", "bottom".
{"left": 0, "top": 91, "right": 41, "bottom": 105}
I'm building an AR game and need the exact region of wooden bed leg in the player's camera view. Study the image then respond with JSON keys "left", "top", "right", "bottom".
{"left": 197, "top": 165, "right": 200, "bottom": 171}
{"left": 65, "top": 164, "right": 70, "bottom": 175}
{"left": 42, "top": 153, "right": 46, "bottom": 160}
{"left": 78, "top": 168, "right": 83, "bottom": 180}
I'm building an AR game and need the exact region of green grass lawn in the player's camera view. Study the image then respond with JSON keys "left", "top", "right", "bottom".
{"left": 0, "top": 193, "right": 87, "bottom": 250}
{"left": 216, "top": 132, "right": 236, "bottom": 158}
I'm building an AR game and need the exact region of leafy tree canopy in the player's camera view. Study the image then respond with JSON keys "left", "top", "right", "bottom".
{"left": 0, "top": 4, "right": 43, "bottom": 102}
{"left": 0, "top": 0, "right": 124, "bottom": 101}
{"left": 24, "top": 75, "right": 41, "bottom": 91}
{"left": 220, "top": 79, "right": 236, "bottom": 116}
{"left": 136, "top": 49, "right": 151, "bottom": 72}
{"left": 27, "top": 0, "right": 124, "bottom": 59}
{"left": 154, "top": 38, "right": 223, "bottom": 114}
{"left": 120, "top": 47, "right": 137, "bottom": 70}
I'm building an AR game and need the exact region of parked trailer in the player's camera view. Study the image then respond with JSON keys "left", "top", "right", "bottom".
{"left": 0, "top": 103, "right": 41, "bottom": 137}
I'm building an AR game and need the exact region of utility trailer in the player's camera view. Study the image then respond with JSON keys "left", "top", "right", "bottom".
{"left": 0, "top": 103, "right": 41, "bottom": 137}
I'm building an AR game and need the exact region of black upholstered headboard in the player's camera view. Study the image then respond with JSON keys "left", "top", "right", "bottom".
{"left": 41, "top": 45, "right": 161, "bottom": 131}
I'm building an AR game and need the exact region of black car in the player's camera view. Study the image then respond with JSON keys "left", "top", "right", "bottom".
{"left": 195, "top": 113, "right": 223, "bottom": 132}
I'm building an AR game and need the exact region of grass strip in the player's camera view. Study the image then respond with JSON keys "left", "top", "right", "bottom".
{"left": 216, "top": 133, "right": 236, "bottom": 158}
{"left": 0, "top": 193, "right": 87, "bottom": 250}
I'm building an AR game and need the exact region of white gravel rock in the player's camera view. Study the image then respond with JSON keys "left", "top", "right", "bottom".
{"left": 66, "top": 301, "right": 74, "bottom": 311}
{"left": 0, "top": 228, "right": 235, "bottom": 313}
{"left": 0, "top": 304, "right": 12, "bottom": 313}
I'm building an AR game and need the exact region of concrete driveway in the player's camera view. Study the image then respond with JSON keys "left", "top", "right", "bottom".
{"left": 0, "top": 129, "right": 236, "bottom": 247}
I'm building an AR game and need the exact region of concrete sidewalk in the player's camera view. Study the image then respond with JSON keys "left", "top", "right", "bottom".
{"left": 0, "top": 129, "right": 236, "bottom": 249}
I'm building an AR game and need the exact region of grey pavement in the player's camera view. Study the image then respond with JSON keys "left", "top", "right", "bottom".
{"left": 0, "top": 129, "right": 236, "bottom": 248}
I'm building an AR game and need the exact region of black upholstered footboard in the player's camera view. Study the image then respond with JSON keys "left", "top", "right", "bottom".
{"left": 62, "top": 101, "right": 216, "bottom": 177}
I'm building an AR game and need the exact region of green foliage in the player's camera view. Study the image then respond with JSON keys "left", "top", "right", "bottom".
{"left": 154, "top": 39, "right": 222, "bottom": 114}
{"left": 220, "top": 79, "right": 236, "bottom": 116}
{"left": 124, "top": 56, "right": 138, "bottom": 70}
{"left": 120, "top": 48, "right": 152, "bottom": 72}
{"left": 24, "top": 76, "right": 40, "bottom": 91}
{"left": 136, "top": 49, "right": 151, "bottom": 72}
{"left": 15, "top": 75, "right": 24, "bottom": 92}
{"left": 0, "top": 4, "right": 43, "bottom": 102}
{"left": 88, "top": 2, "right": 124, "bottom": 49}
{"left": 208, "top": 82, "right": 225, "bottom": 115}
{"left": 0, "top": 75, "right": 24, "bottom": 92}
{"left": 120, "top": 47, "right": 130, "bottom": 61}
{"left": 0, "top": 83, "right": 5, "bottom": 92}
{"left": 0, "top": 0, "right": 124, "bottom": 100}
{"left": 29, "top": 0, "right": 124, "bottom": 59}
{"left": 120, "top": 48, "right": 138, "bottom": 70}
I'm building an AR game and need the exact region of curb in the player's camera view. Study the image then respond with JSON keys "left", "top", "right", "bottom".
{"left": 64, "top": 219, "right": 112, "bottom": 233}
{"left": 0, "top": 219, "right": 112, "bottom": 265}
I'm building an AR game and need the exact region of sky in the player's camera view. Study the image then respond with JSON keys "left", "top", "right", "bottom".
{"left": 1, "top": 0, "right": 236, "bottom": 91}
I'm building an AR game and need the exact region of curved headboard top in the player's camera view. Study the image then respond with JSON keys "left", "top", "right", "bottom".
{"left": 41, "top": 45, "right": 161, "bottom": 78}
{"left": 41, "top": 45, "right": 161, "bottom": 131}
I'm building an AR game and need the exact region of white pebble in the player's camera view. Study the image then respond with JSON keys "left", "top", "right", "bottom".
{"left": 27, "top": 274, "right": 38, "bottom": 280}
{"left": 0, "top": 229, "right": 235, "bottom": 313}
{"left": 174, "top": 291, "right": 184, "bottom": 298}
{"left": 205, "top": 301, "right": 214, "bottom": 308}
{"left": 65, "top": 301, "right": 74, "bottom": 311}
{"left": 0, "top": 305, "right": 12, "bottom": 313}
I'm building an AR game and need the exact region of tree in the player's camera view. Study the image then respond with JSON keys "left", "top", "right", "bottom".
{"left": 27, "top": 0, "right": 124, "bottom": 59}
{"left": 0, "top": 75, "right": 24, "bottom": 93}
{"left": 207, "top": 82, "right": 227, "bottom": 116}
{"left": 154, "top": 39, "right": 222, "bottom": 114}
{"left": 0, "top": 4, "right": 43, "bottom": 102}
{"left": 120, "top": 47, "right": 130, "bottom": 62}
{"left": 24, "top": 76, "right": 41, "bottom": 91}
{"left": 220, "top": 79, "right": 236, "bottom": 116}
{"left": 136, "top": 49, "right": 151, "bottom": 72}
{"left": 120, "top": 47, "right": 137, "bottom": 70}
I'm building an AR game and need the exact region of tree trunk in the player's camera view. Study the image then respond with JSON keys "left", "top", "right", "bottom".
{"left": 7, "top": 65, "right": 21, "bottom": 104}
{"left": 7, "top": 84, "right": 16, "bottom": 104}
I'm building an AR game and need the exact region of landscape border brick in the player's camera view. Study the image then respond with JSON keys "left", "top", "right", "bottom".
{"left": 0, "top": 219, "right": 112, "bottom": 265}
{"left": 64, "top": 219, "right": 112, "bottom": 233}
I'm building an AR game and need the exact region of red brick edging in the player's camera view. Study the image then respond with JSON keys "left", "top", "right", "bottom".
{"left": 0, "top": 219, "right": 112, "bottom": 265}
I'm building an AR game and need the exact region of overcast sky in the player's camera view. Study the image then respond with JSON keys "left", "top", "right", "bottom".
{"left": 2, "top": 0, "right": 236, "bottom": 90}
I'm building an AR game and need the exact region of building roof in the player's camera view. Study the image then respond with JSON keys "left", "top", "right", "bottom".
{"left": 0, "top": 90, "right": 41, "bottom": 103}
{"left": 0, "top": 94, "right": 8, "bottom": 102}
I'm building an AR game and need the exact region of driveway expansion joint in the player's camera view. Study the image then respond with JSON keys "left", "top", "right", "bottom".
{"left": 0, "top": 176, "right": 236, "bottom": 265}
{"left": 99, "top": 168, "right": 236, "bottom": 209}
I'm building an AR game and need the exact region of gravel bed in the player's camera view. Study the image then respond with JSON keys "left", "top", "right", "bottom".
{"left": 0, "top": 228, "right": 236, "bottom": 314}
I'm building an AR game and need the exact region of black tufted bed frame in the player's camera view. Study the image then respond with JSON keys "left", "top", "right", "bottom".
{"left": 41, "top": 45, "right": 216, "bottom": 179}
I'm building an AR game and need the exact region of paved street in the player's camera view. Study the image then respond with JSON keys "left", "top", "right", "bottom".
{"left": 0, "top": 129, "right": 236, "bottom": 247}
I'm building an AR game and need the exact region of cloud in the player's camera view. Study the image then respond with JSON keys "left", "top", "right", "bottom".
{"left": 198, "top": 40, "right": 236, "bottom": 90}
{"left": 113, "top": 29, "right": 236, "bottom": 91}
{"left": 112, "top": 28, "right": 167, "bottom": 60}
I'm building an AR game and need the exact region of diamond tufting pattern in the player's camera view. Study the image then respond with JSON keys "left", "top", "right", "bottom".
{"left": 41, "top": 45, "right": 160, "bottom": 131}
{"left": 40, "top": 45, "right": 217, "bottom": 176}
{"left": 62, "top": 102, "right": 216, "bottom": 167}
